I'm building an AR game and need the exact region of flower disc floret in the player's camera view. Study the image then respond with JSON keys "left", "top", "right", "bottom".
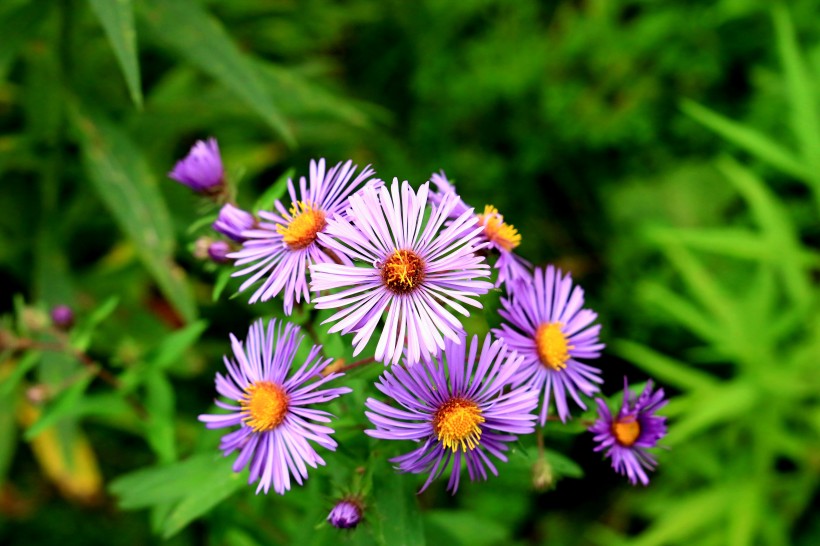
{"left": 381, "top": 249, "right": 426, "bottom": 294}
{"left": 276, "top": 201, "right": 327, "bottom": 250}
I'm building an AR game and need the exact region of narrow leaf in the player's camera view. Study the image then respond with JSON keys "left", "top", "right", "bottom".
{"left": 25, "top": 370, "right": 95, "bottom": 440}
{"left": 87, "top": 0, "right": 143, "bottom": 108}
{"left": 70, "top": 103, "right": 197, "bottom": 322}
{"left": 612, "top": 340, "right": 715, "bottom": 391}
{"left": 140, "top": 0, "right": 294, "bottom": 145}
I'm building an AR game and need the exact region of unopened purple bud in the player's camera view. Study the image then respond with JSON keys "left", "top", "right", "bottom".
{"left": 328, "top": 499, "right": 363, "bottom": 530}
{"left": 213, "top": 204, "right": 255, "bottom": 242}
{"left": 208, "top": 241, "right": 232, "bottom": 263}
{"left": 50, "top": 305, "right": 74, "bottom": 329}
{"left": 168, "top": 137, "right": 224, "bottom": 193}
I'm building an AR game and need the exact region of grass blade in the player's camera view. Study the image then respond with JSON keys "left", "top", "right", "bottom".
{"left": 87, "top": 0, "right": 142, "bottom": 108}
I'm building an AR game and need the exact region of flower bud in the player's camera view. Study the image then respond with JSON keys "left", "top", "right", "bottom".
{"left": 207, "top": 241, "right": 232, "bottom": 264}
{"left": 168, "top": 138, "right": 224, "bottom": 194}
{"left": 328, "top": 498, "right": 363, "bottom": 530}
{"left": 50, "top": 305, "right": 74, "bottom": 330}
{"left": 213, "top": 203, "right": 255, "bottom": 242}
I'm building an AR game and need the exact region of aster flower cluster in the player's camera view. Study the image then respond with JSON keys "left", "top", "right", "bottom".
{"left": 170, "top": 137, "right": 668, "bottom": 514}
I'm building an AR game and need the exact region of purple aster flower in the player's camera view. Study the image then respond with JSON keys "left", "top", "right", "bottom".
{"left": 50, "top": 305, "right": 74, "bottom": 329}
{"left": 310, "top": 179, "right": 493, "bottom": 366}
{"left": 213, "top": 203, "right": 255, "bottom": 242}
{"left": 365, "top": 334, "right": 539, "bottom": 493}
{"left": 429, "top": 170, "right": 531, "bottom": 287}
{"left": 327, "top": 498, "right": 364, "bottom": 529}
{"left": 492, "top": 266, "right": 604, "bottom": 424}
{"left": 230, "top": 159, "right": 377, "bottom": 314}
{"left": 168, "top": 137, "right": 224, "bottom": 193}
{"left": 589, "top": 378, "right": 668, "bottom": 485}
{"left": 208, "top": 240, "right": 232, "bottom": 263}
{"left": 198, "top": 319, "right": 351, "bottom": 494}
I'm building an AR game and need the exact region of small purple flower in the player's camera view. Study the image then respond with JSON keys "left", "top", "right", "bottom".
{"left": 429, "top": 170, "right": 530, "bottom": 287}
{"left": 50, "top": 305, "right": 74, "bottom": 329}
{"left": 231, "top": 159, "right": 377, "bottom": 314}
{"left": 213, "top": 204, "right": 255, "bottom": 242}
{"left": 208, "top": 240, "right": 232, "bottom": 263}
{"left": 493, "top": 266, "right": 604, "bottom": 424}
{"left": 169, "top": 138, "right": 224, "bottom": 193}
{"left": 327, "top": 498, "right": 364, "bottom": 529}
{"left": 589, "top": 378, "right": 668, "bottom": 485}
{"left": 365, "top": 334, "right": 539, "bottom": 493}
{"left": 310, "top": 179, "right": 493, "bottom": 366}
{"left": 198, "top": 319, "right": 351, "bottom": 494}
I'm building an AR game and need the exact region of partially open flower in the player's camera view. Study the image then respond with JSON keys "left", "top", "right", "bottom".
{"left": 168, "top": 138, "right": 224, "bottom": 194}
{"left": 213, "top": 204, "right": 255, "bottom": 242}
{"left": 327, "top": 498, "right": 364, "bottom": 529}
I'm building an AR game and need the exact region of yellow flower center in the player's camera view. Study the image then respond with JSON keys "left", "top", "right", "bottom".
{"left": 612, "top": 417, "right": 641, "bottom": 447}
{"left": 276, "top": 201, "right": 327, "bottom": 250}
{"left": 433, "top": 397, "right": 485, "bottom": 452}
{"left": 477, "top": 205, "right": 521, "bottom": 251}
{"left": 534, "top": 322, "right": 573, "bottom": 371}
{"left": 241, "top": 381, "right": 289, "bottom": 432}
{"left": 381, "top": 249, "right": 426, "bottom": 294}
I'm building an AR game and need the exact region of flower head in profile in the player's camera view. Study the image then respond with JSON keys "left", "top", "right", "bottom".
{"left": 231, "top": 159, "right": 377, "bottom": 314}
{"left": 169, "top": 137, "right": 224, "bottom": 194}
{"left": 213, "top": 203, "right": 255, "bottom": 242}
{"left": 493, "top": 266, "right": 604, "bottom": 424}
{"left": 589, "top": 378, "right": 667, "bottom": 485}
{"left": 327, "top": 497, "right": 364, "bottom": 529}
{"left": 198, "top": 319, "right": 351, "bottom": 494}
{"left": 310, "top": 179, "right": 493, "bottom": 365}
{"left": 429, "top": 170, "right": 531, "bottom": 287}
{"left": 365, "top": 334, "right": 538, "bottom": 493}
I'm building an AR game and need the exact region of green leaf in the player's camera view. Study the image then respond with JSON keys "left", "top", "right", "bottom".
{"left": 253, "top": 167, "right": 294, "bottom": 213}
{"left": 772, "top": 4, "right": 820, "bottom": 200}
{"left": 70, "top": 296, "right": 120, "bottom": 351}
{"left": 632, "top": 487, "right": 731, "bottom": 546}
{"left": 87, "top": 0, "right": 142, "bottom": 108}
{"left": 638, "top": 282, "right": 721, "bottom": 343}
{"left": 612, "top": 340, "right": 715, "bottom": 391}
{"left": 727, "top": 480, "right": 761, "bottom": 546}
{"left": 0, "top": 1, "right": 49, "bottom": 80}
{"left": 680, "top": 99, "right": 809, "bottom": 181}
{"left": 545, "top": 449, "right": 584, "bottom": 479}
{"left": 144, "top": 371, "right": 176, "bottom": 463}
{"left": 424, "top": 510, "right": 507, "bottom": 546}
{"left": 69, "top": 103, "right": 197, "bottom": 322}
{"left": 666, "top": 382, "right": 757, "bottom": 446}
{"left": 371, "top": 458, "right": 425, "bottom": 546}
{"left": 140, "top": 0, "right": 294, "bottom": 146}
{"left": 0, "top": 351, "right": 40, "bottom": 397}
{"left": 24, "top": 370, "right": 95, "bottom": 440}
{"left": 212, "top": 268, "right": 232, "bottom": 302}
{"left": 146, "top": 320, "right": 208, "bottom": 371}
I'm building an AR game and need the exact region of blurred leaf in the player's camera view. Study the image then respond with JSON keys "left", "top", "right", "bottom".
{"left": 727, "top": 480, "right": 761, "bottom": 546}
{"left": 681, "top": 99, "right": 809, "bottom": 181}
{"left": 70, "top": 103, "right": 197, "bottom": 322}
{"left": 87, "top": 0, "right": 143, "bottom": 108}
{"left": 140, "top": 0, "right": 294, "bottom": 146}
{"left": 0, "top": 1, "right": 49, "bottom": 80}
{"left": 632, "top": 487, "right": 730, "bottom": 546}
{"left": 212, "top": 268, "right": 232, "bottom": 302}
{"left": 25, "top": 370, "right": 95, "bottom": 440}
{"left": 20, "top": 402, "right": 103, "bottom": 503}
{"left": 146, "top": 319, "right": 208, "bottom": 371}
{"left": 666, "top": 382, "right": 757, "bottom": 446}
{"left": 717, "top": 156, "right": 812, "bottom": 306}
{"left": 546, "top": 449, "right": 584, "bottom": 479}
{"left": 613, "top": 340, "right": 715, "bottom": 391}
{"left": 772, "top": 4, "right": 820, "bottom": 198}
{"left": 253, "top": 167, "right": 293, "bottom": 213}
{"left": 144, "top": 370, "right": 176, "bottom": 463}
{"left": 70, "top": 295, "right": 120, "bottom": 351}
{"left": 371, "top": 458, "right": 425, "bottom": 546}
{"left": 424, "top": 510, "right": 507, "bottom": 546}
{"left": 639, "top": 282, "right": 721, "bottom": 343}
{"left": 0, "top": 351, "right": 40, "bottom": 397}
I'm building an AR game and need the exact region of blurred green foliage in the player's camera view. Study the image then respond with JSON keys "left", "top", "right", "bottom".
{"left": 1, "top": 0, "right": 818, "bottom": 545}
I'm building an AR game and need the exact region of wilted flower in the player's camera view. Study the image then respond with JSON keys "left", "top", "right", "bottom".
{"left": 493, "top": 265, "right": 604, "bottom": 424}
{"left": 213, "top": 203, "right": 255, "bottom": 242}
{"left": 168, "top": 137, "right": 224, "bottom": 193}
{"left": 311, "top": 179, "right": 492, "bottom": 365}
{"left": 198, "top": 319, "right": 351, "bottom": 494}
{"left": 365, "top": 334, "right": 538, "bottom": 493}
{"left": 589, "top": 378, "right": 668, "bottom": 486}
{"left": 231, "top": 159, "right": 377, "bottom": 314}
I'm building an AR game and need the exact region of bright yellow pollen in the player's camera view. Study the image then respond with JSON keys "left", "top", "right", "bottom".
{"left": 534, "top": 322, "right": 573, "bottom": 371}
{"left": 477, "top": 205, "right": 521, "bottom": 252}
{"left": 381, "top": 249, "right": 426, "bottom": 294}
{"left": 433, "top": 397, "right": 485, "bottom": 452}
{"left": 241, "top": 381, "right": 289, "bottom": 432}
{"left": 612, "top": 417, "right": 641, "bottom": 447}
{"left": 276, "top": 201, "right": 327, "bottom": 250}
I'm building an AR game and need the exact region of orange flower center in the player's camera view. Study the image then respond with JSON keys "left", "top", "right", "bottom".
{"left": 534, "top": 322, "right": 573, "bottom": 371}
{"left": 477, "top": 205, "right": 521, "bottom": 251}
{"left": 276, "top": 201, "right": 327, "bottom": 250}
{"left": 381, "top": 249, "right": 426, "bottom": 294}
{"left": 241, "top": 381, "right": 289, "bottom": 432}
{"left": 612, "top": 417, "right": 641, "bottom": 447}
{"left": 433, "top": 397, "right": 484, "bottom": 452}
